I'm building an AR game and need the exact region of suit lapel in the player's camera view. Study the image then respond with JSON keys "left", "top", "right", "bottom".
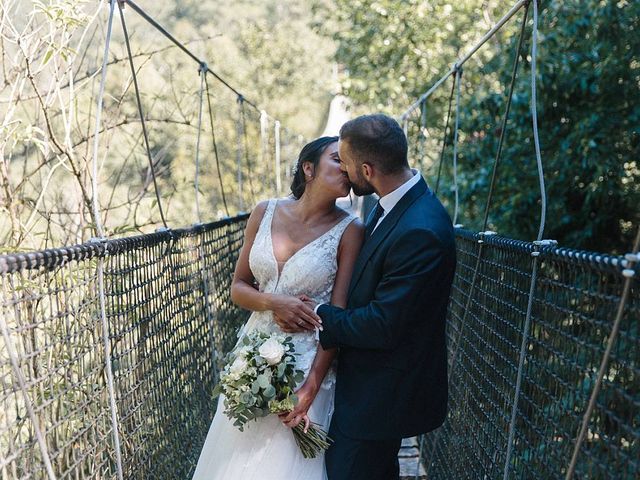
{"left": 348, "top": 178, "right": 429, "bottom": 298}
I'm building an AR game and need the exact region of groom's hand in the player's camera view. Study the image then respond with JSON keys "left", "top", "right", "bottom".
{"left": 271, "top": 294, "right": 322, "bottom": 333}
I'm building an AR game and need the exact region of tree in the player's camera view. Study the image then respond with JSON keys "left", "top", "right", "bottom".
{"left": 319, "top": 0, "right": 639, "bottom": 253}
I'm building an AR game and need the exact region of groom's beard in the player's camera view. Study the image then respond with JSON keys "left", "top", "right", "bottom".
{"left": 349, "top": 172, "right": 375, "bottom": 196}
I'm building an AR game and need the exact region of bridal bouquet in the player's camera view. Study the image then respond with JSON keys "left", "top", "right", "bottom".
{"left": 212, "top": 330, "right": 332, "bottom": 458}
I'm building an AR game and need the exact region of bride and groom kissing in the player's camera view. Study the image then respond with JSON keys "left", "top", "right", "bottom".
{"left": 192, "top": 113, "right": 456, "bottom": 480}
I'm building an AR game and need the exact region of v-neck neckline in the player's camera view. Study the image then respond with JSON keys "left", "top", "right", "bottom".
{"left": 268, "top": 199, "right": 348, "bottom": 279}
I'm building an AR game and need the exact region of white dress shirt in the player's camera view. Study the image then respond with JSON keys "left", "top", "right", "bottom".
{"left": 371, "top": 169, "right": 421, "bottom": 233}
{"left": 313, "top": 169, "right": 422, "bottom": 316}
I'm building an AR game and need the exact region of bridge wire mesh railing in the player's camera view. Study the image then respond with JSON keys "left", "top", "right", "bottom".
{"left": 0, "top": 215, "right": 249, "bottom": 479}
{"left": 1, "top": 217, "right": 637, "bottom": 479}
{"left": 418, "top": 230, "right": 639, "bottom": 479}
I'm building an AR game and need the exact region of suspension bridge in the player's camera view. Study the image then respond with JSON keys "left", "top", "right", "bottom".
{"left": 0, "top": 1, "right": 638, "bottom": 479}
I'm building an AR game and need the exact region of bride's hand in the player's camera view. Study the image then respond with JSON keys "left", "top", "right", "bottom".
{"left": 270, "top": 294, "right": 322, "bottom": 333}
{"left": 279, "top": 384, "right": 315, "bottom": 432}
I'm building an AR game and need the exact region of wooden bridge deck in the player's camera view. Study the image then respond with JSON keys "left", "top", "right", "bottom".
{"left": 399, "top": 437, "right": 427, "bottom": 479}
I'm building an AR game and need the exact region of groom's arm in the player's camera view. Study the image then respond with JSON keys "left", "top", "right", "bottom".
{"left": 318, "top": 228, "right": 448, "bottom": 351}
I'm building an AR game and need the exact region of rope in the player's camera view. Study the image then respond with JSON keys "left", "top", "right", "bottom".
{"left": 1, "top": 278, "right": 57, "bottom": 480}
{"left": 452, "top": 66, "right": 462, "bottom": 226}
{"left": 434, "top": 76, "right": 456, "bottom": 195}
{"left": 565, "top": 225, "right": 640, "bottom": 479}
{"left": 204, "top": 75, "right": 230, "bottom": 217}
{"left": 118, "top": 2, "right": 168, "bottom": 228}
{"left": 89, "top": 5, "right": 124, "bottom": 479}
{"left": 194, "top": 63, "right": 207, "bottom": 223}
{"left": 503, "top": 3, "right": 547, "bottom": 477}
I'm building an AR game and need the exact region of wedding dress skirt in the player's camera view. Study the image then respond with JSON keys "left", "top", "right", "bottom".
{"left": 192, "top": 199, "right": 355, "bottom": 480}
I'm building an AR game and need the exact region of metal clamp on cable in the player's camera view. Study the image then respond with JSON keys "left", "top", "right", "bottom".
{"left": 622, "top": 252, "right": 639, "bottom": 278}
{"left": 531, "top": 239, "right": 557, "bottom": 257}
{"left": 198, "top": 61, "right": 208, "bottom": 74}
{"left": 89, "top": 236, "right": 109, "bottom": 256}
{"left": 478, "top": 230, "right": 497, "bottom": 244}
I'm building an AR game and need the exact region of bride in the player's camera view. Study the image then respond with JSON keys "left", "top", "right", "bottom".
{"left": 192, "top": 136, "right": 364, "bottom": 479}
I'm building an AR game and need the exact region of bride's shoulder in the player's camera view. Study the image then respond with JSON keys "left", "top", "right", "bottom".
{"left": 337, "top": 209, "right": 364, "bottom": 241}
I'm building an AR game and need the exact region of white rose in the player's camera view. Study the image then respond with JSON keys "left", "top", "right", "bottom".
{"left": 229, "top": 356, "right": 248, "bottom": 375}
{"left": 258, "top": 337, "right": 285, "bottom": 366}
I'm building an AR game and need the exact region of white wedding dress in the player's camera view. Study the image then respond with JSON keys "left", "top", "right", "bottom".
{"left": 192, "top": 199, "right": 356, "bottom": 480}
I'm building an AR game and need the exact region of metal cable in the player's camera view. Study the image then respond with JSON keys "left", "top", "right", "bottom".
{"left": 236, "top": 97, "right": 245, "bottom": 212}
{"left": 89, "top": 3, "right": 125, "bottom": 479}
{"left": 204, "top": 75, "right": 230, "bottom": 217}
{"left": 1, "top": 278, "right": 57, "bottom": 480}
{"left": 503, "top": 3, "right": 546, "bottom": 477}
{"left": 400, "top": 0, "right": 528, "bottom": 119}
{"left": 240, "top": 98, "right": 257, "bottom": 205}
{"left": 434, "top": 77, "right": 456, "bottom": 195}
{"left": 274, "top": 120, "right": 282, "bottom": 196}
{"left": 194, "top": 65, "right": 206, "bottom": 223}
{"left": 530, "top": 0, "right": 547, "bottom": 242}
{"left": 123, "top": 0, "right": 261, "bottom": 112}
{"left": 427, "top": 6, "right": 530, "bottom": 475}
{"left": 482, "top": 1, "right": 529, "bottom": 230}
{"left": 91, "top": 0, "right": 116, "bottom": 239}
{"left": 118, "top": 2, "right": 168, "bottom": 228}
{"left": 418, "top": 100, "right": 427, "bottom": 173}
{"left": 452, "top": 67, "right": 462, "bottom": 226}
{"left": 565, "top": 225, "right": 640, "bottom": 479}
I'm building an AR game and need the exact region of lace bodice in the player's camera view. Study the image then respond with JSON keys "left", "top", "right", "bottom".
{"left": 238, "top": 198, "right": 356, "bottom": 389}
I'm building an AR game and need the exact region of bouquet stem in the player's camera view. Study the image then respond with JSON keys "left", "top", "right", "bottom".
{"left": 292, "top": 422, "right": 333, "bottom": 459}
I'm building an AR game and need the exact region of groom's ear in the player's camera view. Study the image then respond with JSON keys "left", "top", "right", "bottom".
{"left": 361, "top": 162, "right": 373, "bottom": 181}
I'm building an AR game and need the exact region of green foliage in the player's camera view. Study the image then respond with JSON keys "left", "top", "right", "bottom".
{"left": 321, "top": 0, "right": 639, "bottom": 253}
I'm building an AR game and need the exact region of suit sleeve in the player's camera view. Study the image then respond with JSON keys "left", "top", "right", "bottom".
{"left": 318, "top": 228, "right": 448, "bottom": 350}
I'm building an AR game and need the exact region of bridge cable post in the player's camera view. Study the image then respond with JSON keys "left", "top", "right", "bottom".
{"left": 425, "top": 3, "right": 531, "bottom": 475}
{"left": 502, "top": 2, "right": 549, "bottom": 478}
{"left": 564, "top": 226, "right": 640, "bottom": 479}
{"left": 89, "top": 2, "right": 125, "bottom": 479}
{"left": 203, "top": 75, "right": 230, "bottom": 217}
{"left": 274, "top": 120, "right": 282, "bottom": 196}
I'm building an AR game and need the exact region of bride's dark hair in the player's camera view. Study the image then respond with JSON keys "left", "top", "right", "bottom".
{"left": 290, "top": 136, "right": 339, "bottom": 199}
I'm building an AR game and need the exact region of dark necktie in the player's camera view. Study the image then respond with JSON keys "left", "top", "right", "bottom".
{"left": 365, "top": 202, "right": 384, "bottom": 237}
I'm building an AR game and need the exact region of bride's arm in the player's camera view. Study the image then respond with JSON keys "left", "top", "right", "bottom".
{"left": 230, "top": 201, "right": 321, "bottom": 330}
{"left": 282, "top": 219, "right": 364, "bottom": 428}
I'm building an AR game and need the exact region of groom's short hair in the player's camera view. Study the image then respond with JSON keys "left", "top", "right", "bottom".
{"left": 339, "top": 114, "right": 408, "bottom": 174}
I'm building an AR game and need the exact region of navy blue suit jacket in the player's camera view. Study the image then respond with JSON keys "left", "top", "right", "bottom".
{"left": 318, "top": 177, "right": 455, "bottom": 440}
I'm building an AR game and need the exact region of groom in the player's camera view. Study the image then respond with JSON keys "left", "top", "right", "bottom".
{"left": 312, "top": 114, "right": 455, "bottom": 479}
